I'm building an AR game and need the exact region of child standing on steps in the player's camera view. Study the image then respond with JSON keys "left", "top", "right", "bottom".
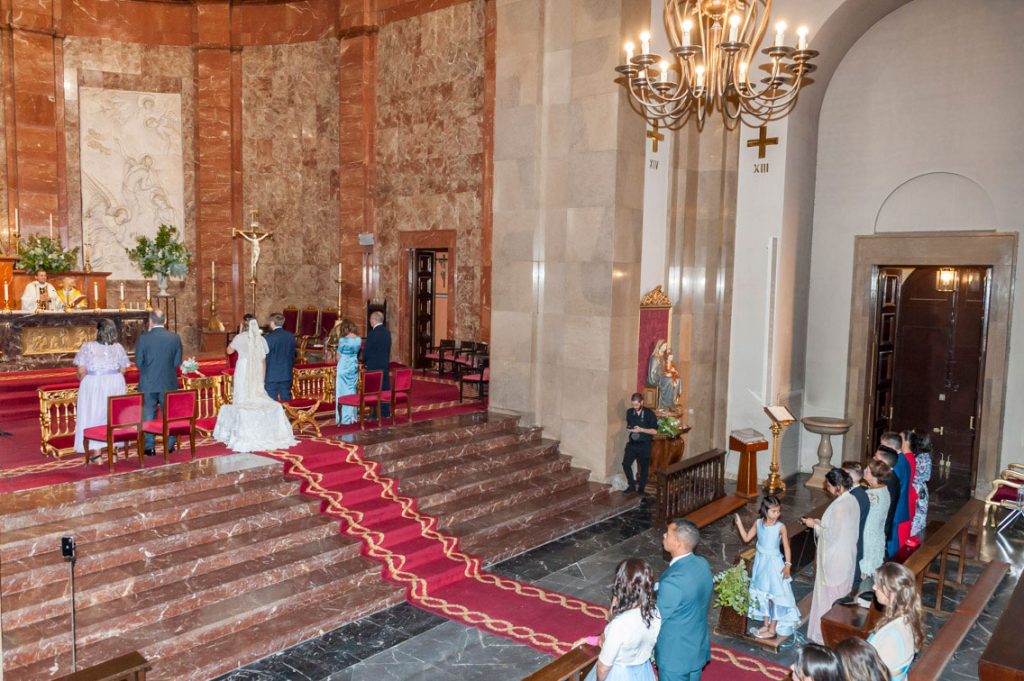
{"left": 734, "top": 496, "right": 800, "bottom": 639}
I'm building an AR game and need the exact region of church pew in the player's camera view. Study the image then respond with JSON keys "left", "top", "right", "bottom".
{"left": 902, "top": 498, "right": 984, "bottom": 613}
{"left": 521, "top": 645, "right": 600, "bottom": 681}
{"left": 54, "top": 650, "right": 151, "bottom": 681}
{"left": 978, "top": 567, "right": 1024, "bottom": 681}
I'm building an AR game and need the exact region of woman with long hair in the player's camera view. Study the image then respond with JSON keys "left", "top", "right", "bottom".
{"left": 73, "top": 318, "right": 130, "bottom": 461}
{"left": 334, "top": 319, "right": 362, "bottom": 424}
{"left": 835, "top": 637, "right": 890, "bottom": 681}
{"left": 802, "top": 467, "right": 860, "bottom": 644}
{"left": 586, "top": 558, "right": 661, "bottom": 681}
{"left": 869, "top": 562, "right": 925, "bottom": 680}
{"left": 790, "top": 643, "right": 844, "bottom": 681}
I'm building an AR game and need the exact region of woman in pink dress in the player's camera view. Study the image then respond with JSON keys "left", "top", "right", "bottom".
{"left": 73, "top": 318, "right": 130, "bottom": 460}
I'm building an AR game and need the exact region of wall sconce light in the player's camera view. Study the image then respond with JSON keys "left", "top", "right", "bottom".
{"left": 936, "top": 267, "right": 957, "bottom": 292}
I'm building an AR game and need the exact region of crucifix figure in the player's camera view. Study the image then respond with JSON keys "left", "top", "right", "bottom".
{"left": 233, "top": 209, "right": 273, "bottom": 312}
{"left": 746, "top": 126, "right": 779, "bottom": 159}
{"left": 646, "top": 122, "right": 665, "bottom": 152}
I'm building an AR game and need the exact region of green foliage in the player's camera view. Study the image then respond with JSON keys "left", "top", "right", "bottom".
{"left": 16, "top": 235, "right": 79, "bottom": 273}
{"left": 657, "top": 415, "right": 684, "bottom": 438}
{"left": 125, "top": 225, "right": 191, "bottom": 278}
{"left": 712, "top": 561, "right": 757, "bottom": 615}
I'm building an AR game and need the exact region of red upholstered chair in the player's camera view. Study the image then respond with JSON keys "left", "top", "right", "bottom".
{"left": 459, "top": 361, "right": 489, "bottom": 402}
{"left": 298, "top": 306, "right": 319, "bottom": 341}
{"left": 282, "top": 306, "right": 299, "bottom": 334}
{"left": 83, "top": 394, "right": 145, "bottom": 473}
{"left": 425, "top": 339, "right": 454, "bottom": 376}
{"left": 142, "top": 389, "right": 198, "bottom": 463}
{"left": 382, "top": 367, "right": 413, "bottom": 425}
{"left": 336, "top": 369, "right": 383, "bottom": 429}
{"left": 984, "top": 466, "right": 1024, "bottom": 532}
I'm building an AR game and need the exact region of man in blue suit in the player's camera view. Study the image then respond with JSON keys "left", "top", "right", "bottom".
{"left": 363, "top": 310, "right": 391, "bottom": 418}
{"left": 655, "top": 519, "right": 713, "bottom": 680}
{"left": 264, "top": 312, "right": 296, "bottom": 401}
{"left": 134, "top": 309, "right": 183, "bottom": 455}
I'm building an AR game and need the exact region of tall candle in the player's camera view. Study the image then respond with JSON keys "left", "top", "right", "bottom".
{"left": 14, "top": 208, "right": 19, "bottom": 236}
{"left": 119, "top": 282, "right": 125, "bottom": 299}
{"left": 146, "top": 281, "right": 151, "bottom": 300}
{"left": 338, "top": 262, "right": 342, "bottom": 282}
{"left": 4, "top": 281, "right": 8, "bottom": 302}
{"left": 212, "top": 260, "right": 216, "bottom": 282}
{"left": 49, "top": 214, "right": 53, "bottom": 239}
{"left": 93, "top": 282, "right": 99, "bottom": 306}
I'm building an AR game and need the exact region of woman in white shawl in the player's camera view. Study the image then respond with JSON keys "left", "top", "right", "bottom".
{"left": 802, "top": 467, "right": 860, "bottom": 644}
{"left": 213, "top": 319, "right": 298, "bottom": 452}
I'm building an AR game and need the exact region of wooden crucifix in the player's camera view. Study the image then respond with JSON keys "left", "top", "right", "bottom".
{"left": 746, "top": 126, "right": 779, "bottom": 159}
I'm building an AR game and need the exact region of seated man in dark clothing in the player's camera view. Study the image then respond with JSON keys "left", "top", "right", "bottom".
{"left": 874, "top": 444, "right": 902, "bottom": 559}
{"left": 622, "top": 392, "right": 658, "bottom": 497}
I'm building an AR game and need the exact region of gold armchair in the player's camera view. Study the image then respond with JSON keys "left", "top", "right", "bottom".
{"left": 282, "top": 364, "right": 337, "bottom": 436}
{"left": 984, "top": 466, "right": 1024, "bottom": 530}
{"left": 179, "top": 374, "right": 225, "bottom": 436}
{"left": 38, "top": 382, "right": 138, "bottom": 458}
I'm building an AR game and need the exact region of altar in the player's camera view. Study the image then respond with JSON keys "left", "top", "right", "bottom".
{"left": 0, "top": 310, "right": 149, "bottom": 372}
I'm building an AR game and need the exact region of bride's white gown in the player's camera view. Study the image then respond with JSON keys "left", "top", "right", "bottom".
{"left": 213, "top": 322, "right": 298, "bottom": 453}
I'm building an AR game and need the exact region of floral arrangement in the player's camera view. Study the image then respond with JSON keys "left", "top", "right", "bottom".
{"left": 180, "top": 357, "right": 201, "bottom": 376}
{"left": 712, "top": 561, "right": 756, "bottom": 615}
{"left": 125, "top": 225, "right": 192, "bottom": 279}
{"left": 657, "top": 415, "right": 684, "bottom": 438}
{"left": 16, "top": 236, "right": 79, "bottom": 273}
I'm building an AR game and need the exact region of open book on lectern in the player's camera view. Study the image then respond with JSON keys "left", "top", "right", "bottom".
{"left": 763, "top": 405, "right": 795, "bottom": 425}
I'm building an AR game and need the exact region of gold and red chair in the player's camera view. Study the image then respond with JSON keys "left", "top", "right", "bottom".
{"left": 381, "top": 367, "right": 413, "bottom": 425}
{"left": 985, "top": 466, "right": 1024, "bottom": 531}
{"left": 336, "top": 369, "right": 383, "bottom": 429}
{"left": 282, "top": 306, "right": 300, "bottom": 334}
{"left": 283, "top": 364, "right": 337, "bottom": 437}
{"left": 82, "top": 394, "right": 145, "bottom": 473}
{"left": 142, "top": 389, "right": 198, "bottom": 463}
{"left": 179, "top": 374, "right": 224, "bottom": 436}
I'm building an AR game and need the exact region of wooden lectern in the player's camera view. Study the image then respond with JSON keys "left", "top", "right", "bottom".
{"left": 729, "top": 428, "right": 768, "bottom": 498}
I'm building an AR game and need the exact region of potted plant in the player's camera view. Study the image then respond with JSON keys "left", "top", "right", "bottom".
{"left": 712, "top": 560, "right": 755, "bottom": 637}
{"left": 16, "top": 235, "right": 79, "bottom": 273}
{"left": 657, "top": 415, "right": 684, "bottom": 438}
{"left": 125, "top": 224, "right": 191, "bottom": 296}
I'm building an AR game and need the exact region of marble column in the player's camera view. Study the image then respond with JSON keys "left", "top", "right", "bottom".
{"left": 490, "top": 0, "right": 647, "bottom": 480}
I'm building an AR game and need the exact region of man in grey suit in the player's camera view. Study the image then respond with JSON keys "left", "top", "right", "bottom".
{"left": 655, "top": 519, "right": 713, "bottom": 680}
{"left": 134, "top": 309, "right": 183, "bottom": 455}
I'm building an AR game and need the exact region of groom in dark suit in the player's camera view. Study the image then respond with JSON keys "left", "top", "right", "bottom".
{"left": 655, "top": 519, "right": 713, "bottom": 680}
{"left": 363, "top": 310, "right": 391, "bottom": 418}
{"left": 264, "top": 312, "right": 296, "bottom": 400}
{"left": 135, "top": 309, "right": 183, "bottom": 455}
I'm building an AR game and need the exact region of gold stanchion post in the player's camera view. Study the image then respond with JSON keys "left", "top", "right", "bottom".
{"left": 763, "top": 405, "right": 796, "bottom": 494}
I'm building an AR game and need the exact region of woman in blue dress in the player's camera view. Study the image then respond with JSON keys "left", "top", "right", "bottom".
{"left": 734, "top": 495, "right": 799, "bottom": 639}
{"left": 334, "top": 319, "right": 362, "bottom": 424}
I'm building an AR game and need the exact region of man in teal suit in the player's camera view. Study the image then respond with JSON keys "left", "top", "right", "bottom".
{"left": 655, "top": 519, "right": 713, "bottom": 680}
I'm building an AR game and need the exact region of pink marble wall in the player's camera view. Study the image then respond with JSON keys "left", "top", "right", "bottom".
{"left": 62, "top": 38, "right": 199, "bottom": 349}
{"left": 0, "top": 40, "right": 8, "bottom": 250}
{"left": 375, "top": 0, "right": 485, "bottom": 350}
{"left": 241, "top": 38, "right": 341, "bottom": 322}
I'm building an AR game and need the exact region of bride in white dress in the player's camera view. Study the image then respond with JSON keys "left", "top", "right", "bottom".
{"left": 213, "top": 319, "right": 298, "bottom": 452}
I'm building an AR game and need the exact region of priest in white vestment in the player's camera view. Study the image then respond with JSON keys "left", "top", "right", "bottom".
{"left": 20, "top": 270, "right": 63, "bottom": 312}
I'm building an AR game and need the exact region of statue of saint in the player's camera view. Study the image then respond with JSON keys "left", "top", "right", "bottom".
{"left": 647, "top": 339, "right": 681, "bottom": 412}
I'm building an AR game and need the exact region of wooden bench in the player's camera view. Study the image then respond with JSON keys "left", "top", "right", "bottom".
{"left": 903, "top": 498, "right": 984, "bottom": 613}
{"left": 54, "top": 651, "right": 151, "bottom": 681}
{"left": 655, "top": 448, "right": 747, "bottom": 525}
{"left": 522, "top": 645, "right": 600, "bottom": 681}
{"left": 909, "top": 560, "right": 1009, "bottom": 681}
{"left": 978, "top": 568, "right": 1024, "bottom": 681}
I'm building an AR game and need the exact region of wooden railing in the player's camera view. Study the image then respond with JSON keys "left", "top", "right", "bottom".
{"left": 655, "top": 447, "right": 727, "bottom": 523}
{"left": 54, "top": 651, "right": 151, "bottom": 681}
{"left": 521, "top": 644, "right": 599, "bottom": 681}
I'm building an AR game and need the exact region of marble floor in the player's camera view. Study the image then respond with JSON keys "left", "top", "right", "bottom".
{"left": 216, "top": 469, "right": 1023, "bottom": 681}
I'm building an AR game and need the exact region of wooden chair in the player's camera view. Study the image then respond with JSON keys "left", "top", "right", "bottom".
{"left": 381, "top": 367, "right": 413, "bottom": 425}
{"left": 179, "top": 375, "right": 224, "bottom": 436}
{"left": 459, "top": 359, "right": 489, "bottom": 402}
{"left": 336, "top": 369, "right": 383, "bottom": 429}
{"left": 282, "top": 306, "right": 299, "bottom": 334}
{"left": 142, "top": 389, "right": 198, "bottom": 463}
{"left": 452, "top": 341, "right": 478, "bottom": 377}
{"left": 425, "top": 339, "right": 454, "bottom": 376}
{"left": 82, "top": 394, "right": 145, "bottom": 473}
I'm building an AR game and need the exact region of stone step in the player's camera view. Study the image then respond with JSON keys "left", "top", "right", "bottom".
{"left": 1, "top": 495, "right": 321, "bottom": 594}
{"left": 4, "top": 555, "right": 382, "bottom": 674}
{"left": 355, "top": 411, "right": 520, "bottom": 459}
{"left": 2, "top": 513, "right": 344, "bottom": 630}
{"left": 368, "top": 426, "right": 542, "bottom": 475}
{"left": 0, "top": 454, "right": 281, "bottom": 532}
{"left": 0, "top": 474, "right": 300, "bottom": 563}
{"left": 5, "top": 535, "right": 360, "bottom": 662}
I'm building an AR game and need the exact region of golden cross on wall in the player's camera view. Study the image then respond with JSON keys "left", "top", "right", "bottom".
{"left": 646, "top": 123, "right": 664, "bottom": 152}
{"left": 746, "top": 126, "right": 779, "bottom": 159}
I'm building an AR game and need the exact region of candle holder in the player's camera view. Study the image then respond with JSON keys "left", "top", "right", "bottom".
{"left": 207, "top": 286, "right": 225, "bottom": 332}
{"left": 2, "top": 291, "right": 11, "bottom": 314}
{"left": 83, "top": 251, "right": 93, "bottom": 273}
{"left": 93, "top": 294, "right": 101, "bottom": 312}
{"left": 118, "top": 291, "right": 127, "bottom": 312}
{"left": 145, "top": 296, "right": 152, "bottom": 313}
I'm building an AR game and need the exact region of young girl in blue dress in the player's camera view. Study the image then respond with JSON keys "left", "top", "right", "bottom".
{"left": 734, "top": 496, "right": 799, "bottom": 639}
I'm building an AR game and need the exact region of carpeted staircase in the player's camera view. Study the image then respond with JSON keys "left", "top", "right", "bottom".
{"left": 0, "top": 412, "right": 636, "bottom": 680}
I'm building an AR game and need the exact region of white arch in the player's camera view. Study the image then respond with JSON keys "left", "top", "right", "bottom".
{"left": 874, "top": 172, "right": 997, "bottom": 233}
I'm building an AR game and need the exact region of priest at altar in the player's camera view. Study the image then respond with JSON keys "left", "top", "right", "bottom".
{"left": 20, "top": 270, "right": 63, "bottom": 312}
{"left": 57, "top": 276, "right": 88, "bottom": 309}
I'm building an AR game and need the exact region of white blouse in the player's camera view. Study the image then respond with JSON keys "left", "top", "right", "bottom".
{"left": 598, "top": 607, "right": 662, "bottom": 667}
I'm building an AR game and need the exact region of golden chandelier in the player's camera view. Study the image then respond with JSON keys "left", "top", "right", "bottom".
{"left": 615, "top": 0, "right": 819, "bottom": 130}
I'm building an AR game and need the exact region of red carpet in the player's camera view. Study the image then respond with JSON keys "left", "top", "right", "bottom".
{"left": 263, "top": 436, "right": 791, "bottom": 680}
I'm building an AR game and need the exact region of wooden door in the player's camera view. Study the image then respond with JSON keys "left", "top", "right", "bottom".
{"left": 889, "top": 267, "right": 989, "bottom": 485}
{"left": 869, "top": 268, "right": 903, "bottom": 452}
{"left": 411, "top": 250, "right": 435, "bottom": 369}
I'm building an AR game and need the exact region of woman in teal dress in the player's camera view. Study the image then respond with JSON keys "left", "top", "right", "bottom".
{"left": 334, "top": 319, "right": 362, "bottom": 424}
